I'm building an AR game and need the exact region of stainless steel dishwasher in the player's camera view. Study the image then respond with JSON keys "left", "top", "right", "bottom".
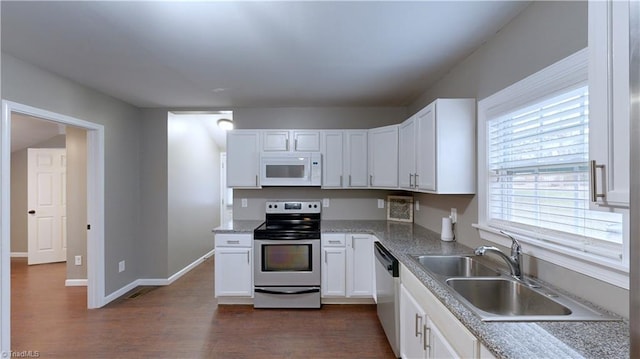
{"left": 374, "top": 241, "right": 400, "bottom": 358}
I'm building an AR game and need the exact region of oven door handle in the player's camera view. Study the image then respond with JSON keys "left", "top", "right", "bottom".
{"left": 254, "top": 288, "right": 320, "bottom": 295}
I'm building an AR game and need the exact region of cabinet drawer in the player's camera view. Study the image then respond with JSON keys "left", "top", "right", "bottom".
{"left": 322, "top": 233, "right": 346, "bottom": 247}
{"left": 215, "top": 234, "right": 252, "bottom": 247}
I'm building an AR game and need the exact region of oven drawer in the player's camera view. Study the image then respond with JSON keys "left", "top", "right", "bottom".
{"left": 215, "top": 234, "right": 252, "bottom": 247}
{"left": 254, "top": 286, "right": 321, "bottom": 308}
{"left": 322, "top": 233, "right": 346, "bottom": 247}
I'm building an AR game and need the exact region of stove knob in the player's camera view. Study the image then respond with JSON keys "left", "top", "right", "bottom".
{"left": 268, "top": 205, "right": 272, "bottom": 209}
{"left": 308, "top": 204, "right": 312, "bottom": 208}
{"left": 274, "top": 204, "right": 278, "bottom": 208}
{"left": 313, "top": 204, "right": 318, "bottom": 208}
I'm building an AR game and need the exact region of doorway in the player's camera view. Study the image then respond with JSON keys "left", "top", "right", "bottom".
{"left": 1, "top": 101, "right": 106, "bottom": 353}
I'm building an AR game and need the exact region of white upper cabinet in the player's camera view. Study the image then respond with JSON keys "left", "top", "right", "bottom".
{"left": 400, "top": 99, "right": 476, "bottom": 194}
{"left": 321, "top": 130, "right": 368, "bottom": 188}
{"left": 345, "top": 130, "right": 369, "bottom": 188}
{"left": 588, "top": 0, "right": 630, "bottom": 208}
{"left": 398, "top": 116, "right": 417, "bottom": 189}
{"left": 262, "top": 130, "right": 320, "bottom": 152}
{"left": 321, "top": 131, "right": 345, "bottom": 188}
{"left": 226, "top": 130, "right": 261, "bottom": 188}
{"left": 368, "top": 125, "right": 399, "bottom": 188}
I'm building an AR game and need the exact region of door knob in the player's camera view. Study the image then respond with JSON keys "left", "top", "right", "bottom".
{"left": 28, "top": 210, "right": 35, "bottom": 214}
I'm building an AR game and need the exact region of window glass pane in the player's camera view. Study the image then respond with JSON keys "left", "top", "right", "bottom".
{"left": 487, "top": 85, "right": 623, "bottom": 256}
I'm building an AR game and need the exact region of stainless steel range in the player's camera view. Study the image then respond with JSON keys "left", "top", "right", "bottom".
{"left": 253, "top": 200, "right": 321, "bottom": 308}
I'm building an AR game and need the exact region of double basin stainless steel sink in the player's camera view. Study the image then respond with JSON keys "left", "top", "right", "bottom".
{"left": 411, "top": 255, "right": 618, "bottom": 322}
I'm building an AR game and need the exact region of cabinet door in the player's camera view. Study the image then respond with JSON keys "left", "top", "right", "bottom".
{"left": 321, "top": 247, "right": 346, "bottom": 297}
{"left": 415, "top": 104, "right": 436, "bottom": 191}
{"left": 368, "top": 125, "right": 399, "bottom": 188}
{"left": 426, "top": 317, "right": 459, "bottom": 359}
{"left": 293, "top": 131, "right": 321, "bottom": 152}
{"left": 345, "top": 131, "right": 369, "bottom": 187}
{"left": 322, "top": 131, "right": 344, "bottom": 188}
{"left": 398, "top": 117, "right": 417, "bottom": 189}
{"left": 588, "top": 0, "right": 630, "bottom": 208}
{"left": 346, "top": 234, "right": 374, "bottom": 297}
{"left": 227, "top": 131, "right": 260, "bottom": 188}
{"left": 214, "top": 247, "right": 253, "bottom": 297}
{"left": 400, "top": 284, "right": 427, "bottom": 359}
{"left": 263, "top": 130, "right": 290, "bottom": 151}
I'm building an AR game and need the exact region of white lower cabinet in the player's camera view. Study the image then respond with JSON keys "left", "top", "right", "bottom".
{"left": 346, "top": 234, "right": 374, "bottom": 297}
{"left": 401, "top": 264, "right": 480, "bottom": 359}
{"left": 321, "top": 233, "right": 374, "bottom": 299}
{"left": 321, "top": 234, "right": 347, "bottom": 297}
{"left": 214, "top": 234, "right": 253, "bottom": 297}
{"left": 401, "top": 285, "right": 457, "bottom": 359}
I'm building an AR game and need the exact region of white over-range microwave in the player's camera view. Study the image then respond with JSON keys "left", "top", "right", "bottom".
{"left": 259, "top": 152, "right": 321, "bottom": 186}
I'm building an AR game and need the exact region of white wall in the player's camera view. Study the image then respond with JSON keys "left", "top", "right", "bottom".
{"left": 409, "top": 1, "right": 628, "bottom": 318}
{"left": 167, "top": 113, "right": 220, "bottom": 275}
{"left": 66, "top": 127, "right": 87, "bottom": 280}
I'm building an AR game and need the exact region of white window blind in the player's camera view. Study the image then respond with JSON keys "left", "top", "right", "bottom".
{"left": 487, "top": 85, "right": 623, "bottom": 260}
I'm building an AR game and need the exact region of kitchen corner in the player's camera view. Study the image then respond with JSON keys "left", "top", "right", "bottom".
{"left": 214, "top": 219, "right": 629, "bottom": 359}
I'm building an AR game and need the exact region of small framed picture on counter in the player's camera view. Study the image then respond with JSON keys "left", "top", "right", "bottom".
{"left": 387, "top": 195, "right": 413, "bottom": 222}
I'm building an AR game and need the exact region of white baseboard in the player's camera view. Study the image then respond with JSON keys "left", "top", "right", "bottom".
{"left": 10, "top": 252, "right": 27, "bottom": 258}
{"left": 103, "top": 249, "right": 215, "bottom": 305}
{"left": 104, "top": 279, "right": 141, "bottom": 304}
{"left": 65, "top": 279, "right": 88, "bottom": 287}
{"left": 321, "top": 297, "right": 376, "bottom": 305}
{"left": 166, "top": 248, "right": 215, "bottom": 285}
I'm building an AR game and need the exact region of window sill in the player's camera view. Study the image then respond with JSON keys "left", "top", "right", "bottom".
{"left": 472, "top": 223, "right": 629, "bottom": 289}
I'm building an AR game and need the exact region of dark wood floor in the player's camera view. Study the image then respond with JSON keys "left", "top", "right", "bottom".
{"left": 11, "top": 257, "right": 395, "bottom": 358}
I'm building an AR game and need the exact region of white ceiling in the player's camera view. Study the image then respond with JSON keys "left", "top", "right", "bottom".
{"left": 10, "top": 113, "right": 65, "bottom": 152}
{"left": 1, "top": 1, "right": 530, "bottom": 109}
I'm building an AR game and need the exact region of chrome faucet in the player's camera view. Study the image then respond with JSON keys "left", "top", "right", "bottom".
{"left": 474, "top": 231, "right": 522, "bottom": 280}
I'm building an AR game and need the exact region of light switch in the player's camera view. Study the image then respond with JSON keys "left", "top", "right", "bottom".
{"left": 322, "top": 198, "right": 330, "bottom": 208}
{"left": 377, "top": 199, "right": 385, "bottom": 209}
{"left": 241, "top": 198, "right": 248, "bottom": 208}
{"left": 415, "top": 200, "right": 420, "bottom": 211}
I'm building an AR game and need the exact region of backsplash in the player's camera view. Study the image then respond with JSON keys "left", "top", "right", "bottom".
{"left": 233, "top": 188, "right": 404, "bottom": 220}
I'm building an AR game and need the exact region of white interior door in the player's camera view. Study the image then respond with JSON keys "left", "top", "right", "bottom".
{"left": 27, "top": 148, "right": 67, "bottom": 265}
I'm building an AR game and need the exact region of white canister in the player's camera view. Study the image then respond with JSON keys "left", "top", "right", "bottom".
{"left": 441, "top": 217, "right": 454, "bottom": 241}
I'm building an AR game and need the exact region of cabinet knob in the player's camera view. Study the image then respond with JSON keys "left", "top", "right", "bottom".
{"left": 28, "top": 210, "right": 36, "bottom": 214}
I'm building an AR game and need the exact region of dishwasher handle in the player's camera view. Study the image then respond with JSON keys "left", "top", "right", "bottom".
{"left": 374, "top": 241, "right": 399, "bottom": 277}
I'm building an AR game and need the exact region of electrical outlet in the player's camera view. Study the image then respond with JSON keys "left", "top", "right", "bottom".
{"left": 75, "top": 255, "right": 82, "bottom": 266}
{"left": 241, "top": 198, "right": 248, "bottom": 208}
{"left": 450, "top": 208, "right": 458, "bottom": 224}
{"left": 415, "top": 200, "right": 420, "bottom": 211}
{"left": 322, "top": 198, "right": 330, "bottom": 208}
{"left": 377, "top": 199, "right": 385, "bottom": 209}
{"left": 118, "top": 260, "right": 125, "bottom": 273}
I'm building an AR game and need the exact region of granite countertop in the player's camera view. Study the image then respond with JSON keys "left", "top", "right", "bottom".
{"left": 213, "top": 220, "right": 630, "bottom": 358}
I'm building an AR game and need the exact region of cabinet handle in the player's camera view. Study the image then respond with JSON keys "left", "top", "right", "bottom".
{"left": 227, "top": 240, "right": 240, "bottom": 244}
{"left": 255, "top": 175, "right": 259, "bottom": 187}
{"left": 409, "top": 173, "right": 414, "bottom": 187}
{"left": 423, "top": 325, "right": 430, "bottom": 351}
{"left": 286, "top": 138, "right": 290, "bottom": 151}
{"left": 295, "top": 138, "right": 298, "bottom": 151}
{"left": 324, "top": 251, "right": 327, "bottom": 263}
{"left": 340, "top": 175, "right": 343, "bottom": 187}
{"left": 247, "top": 252, "right": 250, "bottom": 264}
{"left": 369, "top": 174, "right": 373, "bottom": 186}
{"left": 414, "top": 173, "right": 419, "bottom": 188}
{"left": 590, "top": 160, "right": 606, "bottom": 202}
{"left": 328, "top": 240, "right": 341, "bottom": 244}
{"left": 349, "top": 175, "right": 352, "bottom": 186}
{"left": 415, "top": 314, "right": 422, "bottom": 337}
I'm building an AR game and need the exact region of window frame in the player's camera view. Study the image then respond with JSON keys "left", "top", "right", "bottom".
{"left": 475, "top": 48, "right": 629, "bottom": 289}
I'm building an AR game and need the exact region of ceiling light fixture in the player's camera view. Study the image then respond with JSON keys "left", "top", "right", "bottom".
{"left": 217, "top": 118, "right": 234, "bottom": 131}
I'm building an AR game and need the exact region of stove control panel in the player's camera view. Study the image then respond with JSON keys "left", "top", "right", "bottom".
{"left": 265, "top": 200, "right": 321, "bottom": 214}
